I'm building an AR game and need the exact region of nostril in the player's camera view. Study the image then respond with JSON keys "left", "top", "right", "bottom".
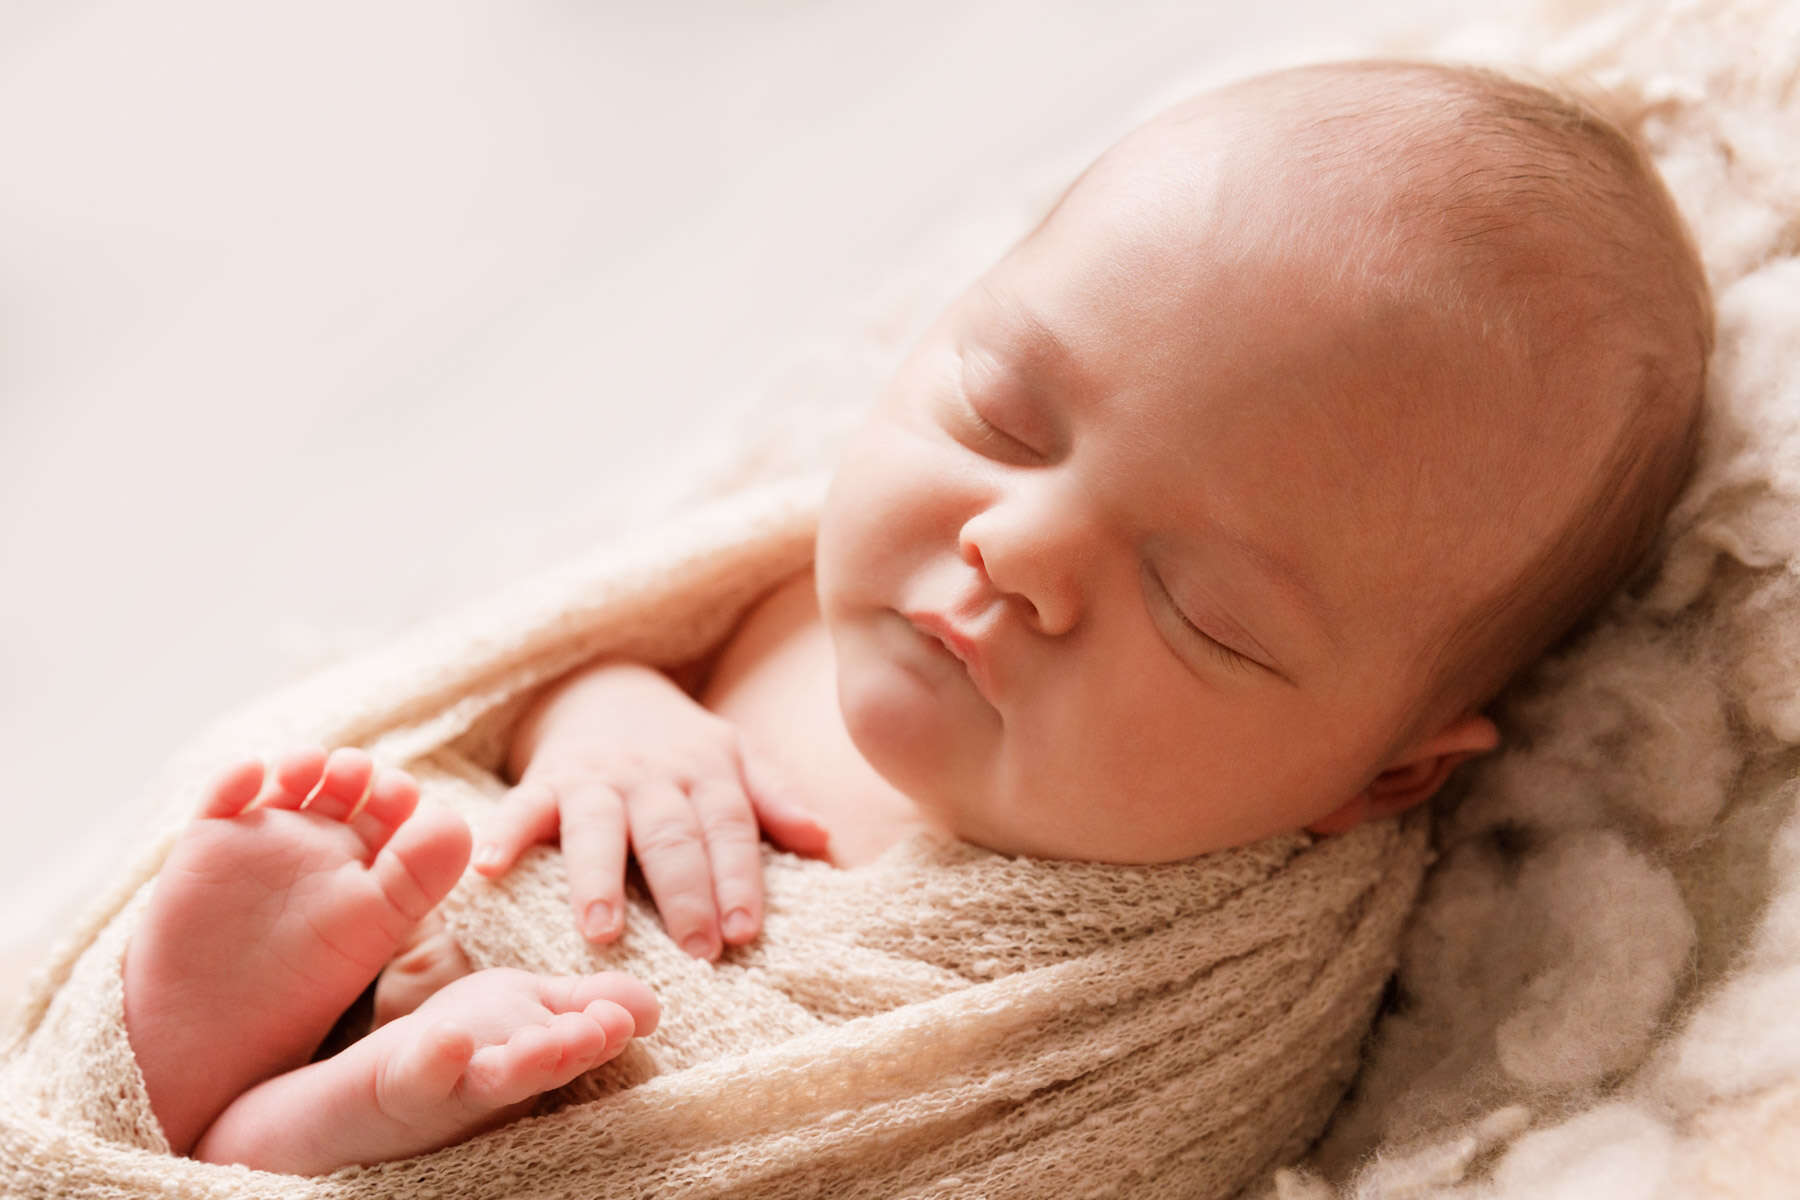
{"left": 960, "top": 538, "right": 986, "bottom": 573}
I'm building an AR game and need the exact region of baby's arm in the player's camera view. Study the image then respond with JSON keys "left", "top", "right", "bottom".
{"left": 474, "top": 661, "right": 827, "bottom": 958}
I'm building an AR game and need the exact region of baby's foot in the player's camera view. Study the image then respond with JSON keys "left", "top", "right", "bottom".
{"left": 374, "top": 908, "right": 476, "bottom": 1028}
{"left": 123, "top": 747, "right": 472, "bottom": 1155}
{"left": 192, "top": 967, "right": 660, "bottom": 1174}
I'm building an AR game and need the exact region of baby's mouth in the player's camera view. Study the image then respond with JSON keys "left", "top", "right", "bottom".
{"left": 904, "top": 610, "right": 999, "bottom": 705}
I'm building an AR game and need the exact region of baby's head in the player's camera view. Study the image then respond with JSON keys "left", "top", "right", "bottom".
{"left": 815, "top": 60, "right": 1709, "bottom": 862}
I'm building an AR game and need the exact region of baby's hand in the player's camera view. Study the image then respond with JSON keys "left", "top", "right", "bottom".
{"left": 473, "top": 662, "right": 828, "bottom": 959}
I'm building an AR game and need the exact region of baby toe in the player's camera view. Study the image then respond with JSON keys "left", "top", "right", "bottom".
{"left": 304, "top": 747, "right": 374, "bottom": 821}
{"left": 465, "top": 1026, "right": 562, "bottom": 1108}
{"left": 370, "top": 807, "right": 472, "bottom": 925}
{"left": 379, "top": 1021, "right": 476, "bottom": 1112}
{"left": 266, "top": 746, "right": 330, "bottom": 810}
{"left": 348, "top": 767, "right": 422, "bottom": 854}
{"left": 554, "top": 972, "right": 660, "bottom": 1038}
{"left": 197, "top": 759, "right": 266, "bottom": 819}
{"left": 547, "top": 1009, "right": 615, "bottom": 1064}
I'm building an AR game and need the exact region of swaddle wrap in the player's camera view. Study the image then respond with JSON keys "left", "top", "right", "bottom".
{"left": 0, "top": 476, "right": 1428, "bottom": 1199}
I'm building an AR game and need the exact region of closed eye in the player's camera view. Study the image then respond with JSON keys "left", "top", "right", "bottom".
{"left": 1144, "top": 565, "right": 1260, "bottom": 677}
{"left": 950, "top": 393, "right": 1041, "bottom": 464}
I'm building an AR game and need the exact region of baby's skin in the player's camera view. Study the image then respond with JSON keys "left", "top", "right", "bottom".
{"left": 116, "top": 58, "right": 1705, "bottom": 1178}
{"left": 123, "top": 746, "right": 658, "bottom": 1175}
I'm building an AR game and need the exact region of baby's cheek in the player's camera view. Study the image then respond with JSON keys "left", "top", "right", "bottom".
{"left": 820, "top": 457, "right": 901, "bottom": 562}
{"left": 813, "top": 503, "right": 869, "bottom": 613}
{"left": 834, "top": 655, "right": 931, "bottom": 790}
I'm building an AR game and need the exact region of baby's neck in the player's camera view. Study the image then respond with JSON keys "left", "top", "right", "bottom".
{"left": 698, "top": 570, "right": 940, "bottom": 867}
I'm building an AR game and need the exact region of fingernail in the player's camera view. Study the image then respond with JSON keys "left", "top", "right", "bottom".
{"left": 721, "top": 909, "right": 755, "bottom": 941}
{"left": 583, "top": 901, "right": 614, "bottom": 940}
{"left": 681, "top": 933, "right": 716, "bottom": 960}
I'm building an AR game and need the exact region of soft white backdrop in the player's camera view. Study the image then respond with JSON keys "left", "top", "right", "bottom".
{"left": 0, "top": 0, "right": 1502, "bottom": 983}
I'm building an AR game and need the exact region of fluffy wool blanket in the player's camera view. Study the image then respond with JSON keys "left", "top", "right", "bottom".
{"left": 1271, "top": 1, "right": 1800, "bottom": 1195}
{"left": 0, "top": 477, "right": 1430, "bottom": 1199}
{"left": 719, "top": 4, "right": 1800, "bottom": 1194}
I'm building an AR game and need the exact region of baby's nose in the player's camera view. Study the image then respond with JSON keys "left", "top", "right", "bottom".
{"left": 957, "top": 500, "right": 1086, "bottom": 637}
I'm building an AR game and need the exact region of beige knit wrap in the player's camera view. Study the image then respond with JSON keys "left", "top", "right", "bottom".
{"left": 0, "top": 477, "right": 1428, "bottom": 1199}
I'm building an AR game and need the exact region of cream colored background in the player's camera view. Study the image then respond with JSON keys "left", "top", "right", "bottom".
{"left": 0, "top": 0, "right": 1503, "bottom": 979}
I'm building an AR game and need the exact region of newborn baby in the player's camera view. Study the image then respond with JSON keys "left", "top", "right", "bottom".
{"left": 120, "top": 59, "right": 1709, "bottom": 1175}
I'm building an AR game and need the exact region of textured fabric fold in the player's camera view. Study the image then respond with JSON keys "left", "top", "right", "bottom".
{"left": 0, "top": 476, "right": 1426, "bottom": 1199}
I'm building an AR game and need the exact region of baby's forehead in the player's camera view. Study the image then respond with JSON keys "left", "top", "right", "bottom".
{"left": 979, "top": 257, "right": 1563, "bottom": 572}
{"left": 1030, "top": 118, "right": 1466, "bottom": 361}
{"left": 1056, "top": 64, "right": 1629, "bottom": 290}
{"left": 993, "top": 70, "right": 1658, "bottom": 527}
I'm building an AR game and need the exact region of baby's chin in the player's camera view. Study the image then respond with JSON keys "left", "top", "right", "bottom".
{"left": 966, "top": 773, "right": 1341, "bottom": 863}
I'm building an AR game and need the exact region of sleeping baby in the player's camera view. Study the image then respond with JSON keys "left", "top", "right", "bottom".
{"left": 118, "top": 58, "right": 1709, "bottom": 1177}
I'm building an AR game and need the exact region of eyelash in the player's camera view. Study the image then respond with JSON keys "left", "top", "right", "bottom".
{"left": 1150, "top": 568, "right": 1256, "bottom": 675}
{"left": 957, "top": 397, "right": 1041, "bottom": 463}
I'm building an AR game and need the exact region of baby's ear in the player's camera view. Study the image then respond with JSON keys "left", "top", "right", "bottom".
{"left": 1305, "top": 714, "right": 1499, "bottom": 835}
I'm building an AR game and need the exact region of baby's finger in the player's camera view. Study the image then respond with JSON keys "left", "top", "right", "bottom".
{"left": 626, "top": 780, "right": 721, "bottom": 960}
{"left": 740, "top": 748, "right": 830, "bottom": 856}
{"left": 688, "top": 779, "right": 765, "bottom": 946}
{"left": 558, "top": 783, "right": 629, "bottom": 943}
{"left": 473, "top": 779, "right": 561, "bottom": 877}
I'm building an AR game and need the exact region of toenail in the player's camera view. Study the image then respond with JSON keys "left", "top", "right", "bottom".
{"left": 474, "top": 845, "right": 503, "bottom": 870}
{"left": 583, "top": 901, "right": 614, "bottom": 940}
{"left": 681, "top": 934, "right": 715, "bottom": 960}
{"left": 721, "top": 909, "right": 754, "bottom": 941}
